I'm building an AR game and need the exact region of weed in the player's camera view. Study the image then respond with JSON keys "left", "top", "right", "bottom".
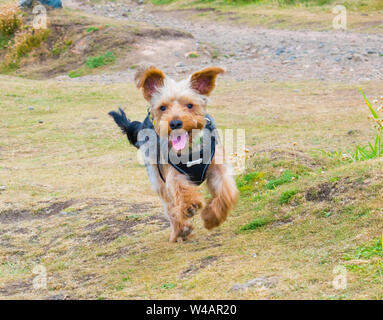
{"left": 3, "top": 28, "right": 50, "bottom": 68}
{"left": 316, "top": 91, "right": 383, "bottom": 162}
{"left": 0, "top": 3, "right": 22, "bottom": 36}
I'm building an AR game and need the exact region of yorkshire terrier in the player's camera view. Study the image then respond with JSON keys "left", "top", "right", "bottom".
{"left": 109, "top": 66, "right": 238, "bottom": 242}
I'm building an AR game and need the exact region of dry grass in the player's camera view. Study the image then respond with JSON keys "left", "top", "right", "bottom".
{"left": 154, "top": 0, "right": 383, "bottom": 33}
{"left": 1, "top": 75, "right": 382, "bottom": 299}
{"left": 0, "top": 2, "right": 21, "bottom": 36}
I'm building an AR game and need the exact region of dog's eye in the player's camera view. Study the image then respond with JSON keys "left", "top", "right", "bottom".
{"left": 159, "top": 106, "right": 166, "bottom": 111}
{"left": 187, "top": 103, "right": 193, "bottom": 109}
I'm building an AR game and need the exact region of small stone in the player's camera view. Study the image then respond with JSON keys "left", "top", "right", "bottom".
{"left": 347, "top": 130, "right": 360, "bottom": 135}
{"left": 175, "top": 62, "right": 185, "bottom": 68}
{"left": 275, "top": 47, "right": 285, "bottom": 56}
{"left": 28, "top": 106, "right": 34, "bottom": 110}
{"left": 38, "top": 120, "right": 44, "bottom": 124}
{"left": 352, "top": 54, "right": 362, "bottom": 62}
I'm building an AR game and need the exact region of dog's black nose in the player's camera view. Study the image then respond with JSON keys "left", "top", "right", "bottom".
{"left": 169, "top": 119, "right": 183, "bottom": 130}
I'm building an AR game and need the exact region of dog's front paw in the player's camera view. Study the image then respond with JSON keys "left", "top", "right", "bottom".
{"left": 169, "top": 224, "right": 194, "bottom": 242}
{"left": 186, "top": 202, "right": 203, "bottom": 218}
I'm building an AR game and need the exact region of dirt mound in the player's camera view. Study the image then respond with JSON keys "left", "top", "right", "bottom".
{"left": 1, "top": 9, "right": 193, "bottom": 79}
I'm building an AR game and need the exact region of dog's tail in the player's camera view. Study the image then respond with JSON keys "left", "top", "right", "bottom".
{"left": 108, "top": 108, "right": 142, "bottom": 147}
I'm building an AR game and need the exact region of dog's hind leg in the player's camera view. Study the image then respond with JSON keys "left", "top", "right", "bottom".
{"left": 201, "top": 161, "right": 238, "bottom": 230}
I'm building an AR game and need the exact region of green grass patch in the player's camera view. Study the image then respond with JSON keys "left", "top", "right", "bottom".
{"left": 160, "top": 283, "right": 176, "bottom": 289}
{"left": 236, "top": 171, "right": 266, "bottom": 196}
{"left": 86, "top": 26, "right": 99, "bottom": 33}
{"left": 152, "top": 0, "right": 177, "bottom": 4}
{"left": 68, "top": 69, "right": 85, "bottom": 78}
{"left": 266, "top": 170, "right": 296, "bottom": 190}
{"left": 278, "top": 189, "right": 298, "bottom": 204}
{"left": 0, "top": 33, "right": 11, "bottom": 50}
{"left": 343, "top": 237, "right": 383, "bottom": 283}
{"left": 239, "top": 216, "right": 270, "bottom": 232}
{"left": 188, "top": 52, "right": 200, "bottom": 58}
{"left": 85, "top": 51, "right": 115, "bottom": 69}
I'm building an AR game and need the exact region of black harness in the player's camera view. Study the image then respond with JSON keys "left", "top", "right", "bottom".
{"left": 138, "top": 112, "right": 217, "bottom": 185}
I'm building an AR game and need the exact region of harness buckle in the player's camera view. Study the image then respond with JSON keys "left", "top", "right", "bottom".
{"left": 186, "top": 158, "right": 203, "bottom": 167}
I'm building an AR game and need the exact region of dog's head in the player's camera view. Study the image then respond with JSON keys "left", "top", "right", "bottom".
{"left": 135, "top": 66, "right": 224, "bottom": 152}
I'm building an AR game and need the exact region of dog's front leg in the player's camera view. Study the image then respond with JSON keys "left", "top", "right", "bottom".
{"left": 166, "top": 166, "right": 203, "bottom": 242}
{"left": 201, "top": 162, "right": 239, "bottom": 230}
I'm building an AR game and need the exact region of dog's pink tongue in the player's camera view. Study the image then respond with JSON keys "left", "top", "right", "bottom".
{"left": 171, "top": 133, "right": 188, "bottom": 151}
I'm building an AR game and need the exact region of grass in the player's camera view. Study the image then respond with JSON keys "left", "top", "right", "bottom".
{"left": 85, "top": 51, "right": 116, "bottom": 69}
{"left": 265, "top": 170, "right": 296, "bottom": 190}
{"left": 239, "top": 217, "right": 270, "bottom": 231}
{"left": 151, "top": 0, "right": 383, "bottom": 33}
{"left": 343, "top": 238, "right": 383, "bottom": 285}
{"left": 278, "top": 189, "right": 298, "bottom": 204}
{"left": 1, "top": 76, "right": 383, "bottom": 299}
{"left": 318, "top": 91, "right": 383, "bottom": 162}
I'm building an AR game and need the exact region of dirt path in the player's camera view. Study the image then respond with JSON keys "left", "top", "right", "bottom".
{"left": 60, "top": 0, "right": 383, "bottom": 83}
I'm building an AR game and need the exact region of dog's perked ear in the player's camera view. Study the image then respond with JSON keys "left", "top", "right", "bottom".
{"left": 190, "top": 67, "right": 225, "bottom": 96}
{"left": 135, "top": 66, "right": 165, "bottom": 101}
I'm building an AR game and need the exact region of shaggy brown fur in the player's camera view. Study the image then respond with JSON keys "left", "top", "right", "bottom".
{"left": 135, "top": 66, "right": 238, "bottom": 242}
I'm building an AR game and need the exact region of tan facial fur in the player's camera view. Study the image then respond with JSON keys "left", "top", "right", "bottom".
{"left": 136, "top": 66, "right": 224, "bottom": 140}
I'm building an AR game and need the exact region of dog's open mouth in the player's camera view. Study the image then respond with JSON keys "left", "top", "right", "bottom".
{"left": 170, "top": 131, "right": 189, "bottom": 151}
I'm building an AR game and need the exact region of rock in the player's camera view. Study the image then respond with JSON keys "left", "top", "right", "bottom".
{"left": 71, "top": 38, "right": 89, "bottom": 55}
{"left": 352, "top": 54, "right": 362, "bottom": 62}
{"left": 230, "top": 277, "right": 277, "bottom": 291}
{"left": 347, "top": 130, "right": 360, "bottom": 135}
{"left": 175, "top": 62, "right": 185, "bottom": 68}
{"left": 38, "top": 120, "right": 44, "bottom": 124}
{"left": 275, "top": 47, "right": 285, "bottom": 56}
{"left": 0, "top": 186, "right": 6, "bottom": 191}
{"left": 28, "top": 106, "right": 34, "bottom": 110}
